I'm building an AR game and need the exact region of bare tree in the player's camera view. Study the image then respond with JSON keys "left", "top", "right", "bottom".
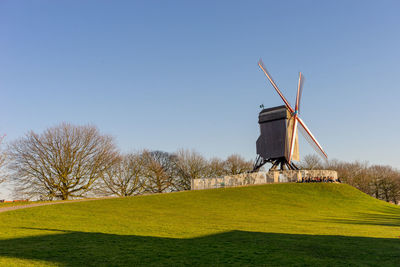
{"left": 174, "top": 149, "right": 207, "bottom": 190}
{"left": 206, "top": 157, "right": 227, "bottom": 177}
{"left": 385, "top": 175, "right": 400, "bottom": 204}
{"left": 300, "top": 154, "right": 323, "bottom": 170}
{"left": 224, "top": 154, "right": 252, "bottom": 175}
{"left": 99, "top": 153, "right": 144, "bottom": 197}
{"left": 141, "top": 150, "right": 176, "bottom": 193}
{"left": 0, "top": 135, "right": 7, "bottom": 184}
{"left": 331, "top": 161, "right": 371, "bottom": 193}
{"left": 8, "top": 123, "right": 119, "bottom": 200}
{"left": 369, "top": 165, "right": 389, "bottom": 199}
{"left": 369, "top": 165, "right": 400, "bottom": 204}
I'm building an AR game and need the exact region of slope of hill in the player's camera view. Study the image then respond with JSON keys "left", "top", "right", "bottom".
{"left": 0, "top": 183, "right": 398, "bottom": 266}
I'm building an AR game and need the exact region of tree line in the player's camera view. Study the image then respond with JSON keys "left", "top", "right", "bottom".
{"left": 1, "top": 123, "right": 253, "bottom": 200}
{"left": 1, "top": 123, "right": 399, "bottom": 204}
{"left": 300, "top": 154, "right": 400, "bottom": 204}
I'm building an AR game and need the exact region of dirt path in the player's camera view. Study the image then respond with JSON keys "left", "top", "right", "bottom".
{"left": 0, "top": 198, "right": 113, "bottom": 213}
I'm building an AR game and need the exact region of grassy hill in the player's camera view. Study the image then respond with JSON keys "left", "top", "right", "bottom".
{"left": 0, "top": 183, "right": 399, "bottom": 266}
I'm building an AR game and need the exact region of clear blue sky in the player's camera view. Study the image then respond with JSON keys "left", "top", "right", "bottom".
{"left": 1, "top": 0, "right": 400, "bottom": 178}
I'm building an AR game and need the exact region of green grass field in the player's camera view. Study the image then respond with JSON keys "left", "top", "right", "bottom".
{"left": 0, "top": 183, "right": 399, "bottom": 266}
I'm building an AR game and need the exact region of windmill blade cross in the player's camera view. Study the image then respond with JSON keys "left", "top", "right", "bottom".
{"left": 258, "top": 59, "right": 294, "bottom": 113}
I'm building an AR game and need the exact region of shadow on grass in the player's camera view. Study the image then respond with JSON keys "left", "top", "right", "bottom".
{"left": 0, "top": 228, "right": 399, "bottom": 266}
{"left": 321, "top": 205, "right": 400, "bottom": 227}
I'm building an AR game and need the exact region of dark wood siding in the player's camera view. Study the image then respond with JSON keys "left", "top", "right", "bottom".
{"left": 256, "top": 105, "right": 288, "bottom": 159}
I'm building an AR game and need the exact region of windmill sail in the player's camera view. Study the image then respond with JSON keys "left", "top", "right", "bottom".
{"left": 296, "top": 73, "right": 304, "bottom": 114}
{"left": 287, "top": 72, "right": 304, "bottom": 163}
{"left": 258, "top": 59, "right": 294, "bottom": 113}
{"left": 297, "top": 117, "right": 328, "bottom": 161}
{"left": 286, "top": 114, "right": 299, "bottom": 162}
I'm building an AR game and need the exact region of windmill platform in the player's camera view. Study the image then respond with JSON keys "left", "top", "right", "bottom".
{"left": 191, "top": 170, "right": 338, "bottom": 190}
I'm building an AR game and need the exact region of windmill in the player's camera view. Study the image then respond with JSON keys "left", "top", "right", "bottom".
{"left": 253, "top": 59, "right": 328, "bottom": 171}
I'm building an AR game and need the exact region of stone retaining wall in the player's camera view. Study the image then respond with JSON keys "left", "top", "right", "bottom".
{"left": 191, "top": 170, "right": 338, "bottom": 190}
